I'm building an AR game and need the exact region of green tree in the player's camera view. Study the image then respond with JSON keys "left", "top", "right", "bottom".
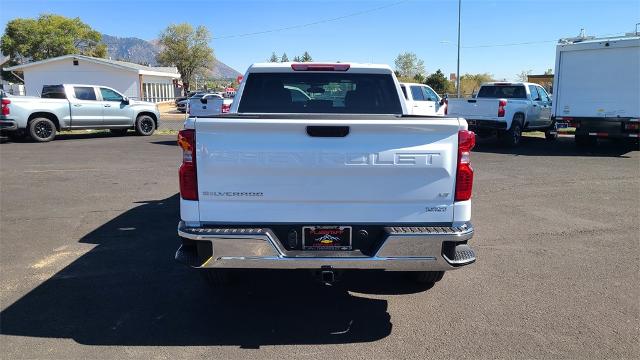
{"left": 268, "top": 52, "right": 279, "bottom": 62}
{"left": 1, "top": 14, "right": 106, "bottom": 64}
{"left": 281, "top": 52, "right": 289, "bottom": 62}
{"left": 293, "top": 55, "right": 301, "bottom": 62}
{"left": 516, "top": 69, "right": 532, "bottom": 82}
{"left": 157, "top": 23, "right": 214, "bottom": 93}
{"left": 301, "top": 51, "right": 312, "bottom": 62}
{"left": 413, "top": 73, "right": 425, "bottom": 83}
{"left": 459, "top": 73, "right": 494, "bottom": 97}
{"left": 394, "top": 52, "right": 425, "bottom": 80}
{"left": 544, "top": 68, "right": 553, "bottom": 75}
{"left": 424, "top": 69, "right": 450, "bottom": 94}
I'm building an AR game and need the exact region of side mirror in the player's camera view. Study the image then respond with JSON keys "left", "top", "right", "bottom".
{"left": 122, "top": 97, "right": 130, "bottom": 105}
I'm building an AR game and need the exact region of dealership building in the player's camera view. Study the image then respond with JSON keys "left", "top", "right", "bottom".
{"left": 3, "top": 54, "right": 181, "bottom": 102}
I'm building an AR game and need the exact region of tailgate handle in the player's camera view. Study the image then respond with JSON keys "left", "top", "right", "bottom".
{"left": 306, "top": 126, "right": 349, "bottom": 137}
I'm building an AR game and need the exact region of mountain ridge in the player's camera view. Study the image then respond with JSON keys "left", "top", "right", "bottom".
{"left": 101, "top": 34, "right": 241, "bottom": 79}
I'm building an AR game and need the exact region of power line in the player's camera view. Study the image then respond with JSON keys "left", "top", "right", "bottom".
{"left": 212, "top": 0, "right": 409, "bottom": 40}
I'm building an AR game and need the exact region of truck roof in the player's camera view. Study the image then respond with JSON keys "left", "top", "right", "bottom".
{"left": 247, "top": 62, "right": 394, "bottom": 74}
{"left": 558, "top": 33, "right": 640, "bottom": 45}
{"left": 480, "top": 82, "right": 537, "bottom": 87}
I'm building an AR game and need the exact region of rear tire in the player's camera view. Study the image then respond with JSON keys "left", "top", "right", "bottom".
{"left": 408, "top": 271, "right": 445, "bottom": 284}
{"left": 28, "top": 117, "right": 56, "bottom": 142}
{"left": 109, "top": 128, "right": 128, "bottom": 136}
{"left": 135, "top": 115, "right": 156, "bottom": 136}
{"left": 575, "top": 134, "right": 597, "bottom": 147}
{"left": 499, "top": 115, "right": 523, "bottom": 147}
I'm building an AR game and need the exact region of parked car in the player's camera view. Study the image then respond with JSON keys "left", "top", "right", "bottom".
{"left": 175, "top": 62, "right": 476, "bottom": 288}
{"left": 552, "top": 34, "right": 639, "bottom": 146}
{"left": 174, "top": 91, "right": 199, "bottom": 106}
{"left": 176, "top": 92, "right": 207, "bottom": 113}
{"left": 181, "top": 93, "right": 233, "bottom": 116}
{"left": 0, "top": 84, "right": 159, "bottom": 142}
{"left": 400, "top": 82, "right": 447, "bottom": 116}
{"left": 187, "top": 93, "right": 224, "bottom": 117}
{"left": 447, "top": 82, "right": 555, "bottom": 146}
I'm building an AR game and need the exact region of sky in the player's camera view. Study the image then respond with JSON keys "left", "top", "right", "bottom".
{"left": 0, "top": 0, "right": 639, "bottom": 81}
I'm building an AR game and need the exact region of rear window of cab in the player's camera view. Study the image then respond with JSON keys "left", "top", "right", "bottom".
{"left": 238, "top": 73, "right": 402, "bottom": 114}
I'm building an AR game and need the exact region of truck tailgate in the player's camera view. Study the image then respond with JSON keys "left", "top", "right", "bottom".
{"left": 448, "top": 98, "right": 499, "bottom": 120}
{"left": 194, "top": 116, "right": 461, "bottom": 224}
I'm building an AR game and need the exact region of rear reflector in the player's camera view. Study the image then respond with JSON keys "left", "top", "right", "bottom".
{"left": 178, "top": 129, "right": 198, "bottom": 200}
{"left": 1, "top": 98, "right": 10, "bottom": 116}
{"left": 221, "top": 103, "right": 231, "bottom": 113}
{"left": 455, "top": 130, "right": 476, "bottom": 202}
{"left": 291, "top": 63, "right": 350, "bottom": 71}
{"left": 498, "top": 99, "right": 507, "bottom": 117}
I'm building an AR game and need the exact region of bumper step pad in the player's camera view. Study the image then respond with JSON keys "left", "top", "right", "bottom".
{"left": 443, "top": 243, "right": 476, "bottom": 266}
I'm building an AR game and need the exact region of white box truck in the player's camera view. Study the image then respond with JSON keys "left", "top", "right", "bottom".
{"left": 552, "top": 34, "right": 640, "bottom": 146}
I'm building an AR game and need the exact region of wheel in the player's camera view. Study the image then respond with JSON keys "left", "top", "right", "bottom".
{"left": 201, "top": 269, "right": 231, "bottom": 287}
{"left": 499, "top": 115, "right": 523, "bottom": 147}
{"left": 28, "top": 117, "right": 56, "bottom": 142}
{"left": 575, "top": 134, "right": 597, "bottom": 147}
{"left": 135, "top": 115, "right": 156, "bottom": 136}
{"left": 109, "top": 128, "right": 128, "bottom": 136}
{"left": 545, "top": 122, "right": 558, "bottom": 141}
{"left": 408, "top": 271, "right": 445, "bottom": 284}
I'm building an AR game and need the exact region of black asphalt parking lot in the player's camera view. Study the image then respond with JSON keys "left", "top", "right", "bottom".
{"left": 0, "top": 134, "right": 638, "bottom": 359}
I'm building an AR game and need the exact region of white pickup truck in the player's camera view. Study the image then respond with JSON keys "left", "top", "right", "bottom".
{"left": 174, "top": 63, "right": 476, "bottom": 288}
{"left": 400, "top": 82, "right": 447, "bottom": 116}
{"left": 447, "top": 82, "right": 556, "bottom": 146}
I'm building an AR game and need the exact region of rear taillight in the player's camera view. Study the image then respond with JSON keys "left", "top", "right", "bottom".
{"left": 221, "top": 103, "right": 231, "bottom": 113}
{"left": 1, "top": 98, "right": 10, "bottom": 116}
{"left": 178, "top": 129, "right": 198, "bottom": 200}
{"left": 497, "top": 99, "right": 507, "bottom": 117}
{"left": 291, "top": 63, "right": 350, "bottom": 71}
{"left": 455, "top": 130, "right": 475, "bottom": 202}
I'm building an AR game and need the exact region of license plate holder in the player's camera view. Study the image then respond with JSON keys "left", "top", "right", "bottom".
{"left": 302, "top": 226, "right": 352, "bottom": 251}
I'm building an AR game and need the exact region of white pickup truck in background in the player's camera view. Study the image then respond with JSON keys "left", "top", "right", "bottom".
{"left": 400, "top": 82, "right": 447, "bottom": 116}
{"left": 448, "top": 82, "right": 556, "bottom": 146}
{"left": 174, "top": 62, "right": 476, "bottom": 288}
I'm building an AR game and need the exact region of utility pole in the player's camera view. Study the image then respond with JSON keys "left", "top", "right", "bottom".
{"left": 456, "top": 0, "right": 462, "bottom": 98}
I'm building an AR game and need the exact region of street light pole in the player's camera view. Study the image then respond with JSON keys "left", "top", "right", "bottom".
{"left": 456, "top": 0, "right": 462, "bottom": 98}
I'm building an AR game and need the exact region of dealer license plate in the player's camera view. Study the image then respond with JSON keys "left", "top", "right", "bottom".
{"left": 302, "top": 226, "right": 352, "bottom": 251}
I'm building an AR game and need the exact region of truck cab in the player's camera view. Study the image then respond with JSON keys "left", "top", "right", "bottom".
{"left": 400, "top": 82, "right": 446, "bottom": 116}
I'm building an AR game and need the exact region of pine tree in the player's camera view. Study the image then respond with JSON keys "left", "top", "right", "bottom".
{"left": 268, "top": 52, "right": 279, "bottom": 62}
{"left": 281, "top": 52, "right": 289, "bottom": 62}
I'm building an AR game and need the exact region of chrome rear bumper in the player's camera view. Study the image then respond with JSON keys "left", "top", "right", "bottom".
{"left": 176, "top": 221, "right": 475, "bottom": 271}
